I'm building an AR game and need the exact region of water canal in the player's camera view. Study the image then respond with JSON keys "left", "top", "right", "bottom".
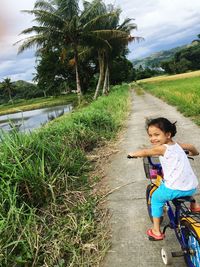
{"left": 0, "top": 104, "right": 72, "bottom": 133}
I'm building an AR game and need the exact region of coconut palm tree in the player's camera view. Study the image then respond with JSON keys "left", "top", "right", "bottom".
{"left": 78, "top": 1, "right": 140, "bottom": 99}
{"left": 1, "top": 78, "right": 14, "bottom": 103}
{"left": 16, "top": 0, "right": 141, "bottom": 102}
{"left": 16, "top": 0, "right": 84, "bottom": 102}
{"left": 16, "top": 0, "right": 122, "bottom": 102}
{"left": 92, "top": 5, "right": 142, "bottom": 99}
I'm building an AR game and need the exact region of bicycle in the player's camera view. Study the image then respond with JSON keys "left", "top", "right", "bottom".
{"left": 143, "top": 155, "right": 200, "bottom": 266}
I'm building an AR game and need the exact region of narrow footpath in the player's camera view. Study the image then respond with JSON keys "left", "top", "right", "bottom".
{"left": 101, "top": 89, "right": 200, "bottom": 267}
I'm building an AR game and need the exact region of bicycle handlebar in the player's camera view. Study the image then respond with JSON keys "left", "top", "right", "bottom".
{"left": 127, "top": 150, "right": 191, "bottom": 160}
{"left": 127, "top": 155, "right": 137, "bottom": 159}
{"left": 146, "top": 150, "right": 194, "bottom": 169}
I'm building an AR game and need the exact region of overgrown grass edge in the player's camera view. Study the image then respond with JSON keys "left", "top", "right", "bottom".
{"left": 0, "top": 83, "right": 131, "bottom": 266}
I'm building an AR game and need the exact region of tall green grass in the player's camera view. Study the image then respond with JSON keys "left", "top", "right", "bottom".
{"left": 0, "top": 84, "right": 130, "bottom": 266}
{"left": 138, "top": 75, "right": 200, "bottom": 124}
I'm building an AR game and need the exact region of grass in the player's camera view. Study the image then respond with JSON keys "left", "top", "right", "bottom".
{"left": 138, "top": 70, "right": 200, "bottom": 83}
{"left": 0, "top": 84, "right": 131, "bottom": 266}
{"left": 138, "top": 71, "right": 200, "bottom": 125}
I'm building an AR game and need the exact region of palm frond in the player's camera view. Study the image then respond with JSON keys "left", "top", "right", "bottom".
{"left": 91, "top": 29, "right": 128, "bottom": 41}
{"left": 80, "top": 0, "right": 106, "bottom": 23}
{"left": 83, "top": 12, "right": 118, "bottom": 31}
{"left": 81, "top": 32, "right": 112, "bottom": 50}
{"left": 57, "top": 0, "right": 79, "bottom": 19}
{"left": 19, "top": 26, "right": 48, "bottom": 35}
{"left": 34, "top": 0, "right": 56, "bottom": 12}
{"left": 118, "top": 18, "right": 137, "bottom": 32}
{"left": 128, "top": 35, "right": 144, "bottom": 43}
{"left": 15, "top": 35, "right": 46, "bottom": 54}
{"left": 22, "top": 9, "right": 64, "bottom": 28}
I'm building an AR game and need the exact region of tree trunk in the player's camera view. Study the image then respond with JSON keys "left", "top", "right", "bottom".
{"left": 8, "top": 88, "right": 13, "bottom": 103}
{"left": 93, "top": 51, "right": 105, "bottom": 100}
{"left": 74, "top": 45, "right": 82, "bottom": 104}
{"left": 102, "top": 64, "right": 109, "bottom": 95}
{"left": 107, "top": 67, "right": 110, "bottom": 92}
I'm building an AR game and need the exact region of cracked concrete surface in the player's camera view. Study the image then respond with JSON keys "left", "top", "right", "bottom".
{"left": 101, "top": 90, "right": 200, "bottom": 267}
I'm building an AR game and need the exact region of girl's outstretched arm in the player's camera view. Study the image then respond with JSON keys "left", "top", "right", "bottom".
{"left": 179, "top": 143, "right": 199, "bottom": 156}
{"left": 128, "top": 145, "right": 166, "bottom": 158}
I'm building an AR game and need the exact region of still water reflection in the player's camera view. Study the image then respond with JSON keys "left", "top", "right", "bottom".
{"left": 0, "top": 104, "right": 72, "bottom": 133}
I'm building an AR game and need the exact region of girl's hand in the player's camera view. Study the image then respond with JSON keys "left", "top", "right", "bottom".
{"left": 179, "top": 143, "right": 199, "bottom": 156}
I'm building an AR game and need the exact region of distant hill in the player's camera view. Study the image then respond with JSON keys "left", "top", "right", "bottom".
{"left": 13, "top": 80, "right": 36, "bottom": 87}
{"left": 0, "top": 79, "right": 40, "bottom": 102}
{"left": 0, "top": 80, "right": 35, "bottom": 88}
{"left": 132, "top": 45, "right": 187, "bottom": 69}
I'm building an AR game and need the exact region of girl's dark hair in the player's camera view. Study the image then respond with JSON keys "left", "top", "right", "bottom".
{"left": 146, "top": 117, "right": 177, "bottom": 137}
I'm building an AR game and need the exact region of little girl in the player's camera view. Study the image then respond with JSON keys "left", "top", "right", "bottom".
{"left": 128, "top": 117, "right": 200, "bottom": 241}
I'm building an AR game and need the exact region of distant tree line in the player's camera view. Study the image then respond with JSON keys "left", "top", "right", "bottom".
{"left": 131, "top": 34, "right": 200, "bottom": 80}
{"left": 15, "top": 0, "right": 142, "bottom": 102}
{"left": 133, "top": 66, "right": 163, "bottom": 80}
{"left": 0, "top": 78, "right": 38, "bottom": 104}
{"left": 161, "top": 34, "right": 200, "bottom": 74}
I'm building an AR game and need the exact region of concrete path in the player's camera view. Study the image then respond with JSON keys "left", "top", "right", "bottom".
{"left": 101, "top": 90, "right": 200, "bottom": 267}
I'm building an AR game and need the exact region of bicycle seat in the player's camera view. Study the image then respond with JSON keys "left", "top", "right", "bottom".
{"left": 172, "top": 196, "right": 195, "bottom": 205}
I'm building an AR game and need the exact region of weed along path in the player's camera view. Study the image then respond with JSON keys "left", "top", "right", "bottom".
{"left": 101, "top": 89, "right": 200, "bottom": 267}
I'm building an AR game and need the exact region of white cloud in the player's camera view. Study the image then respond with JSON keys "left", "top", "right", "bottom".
{"left": 0, "top": 51, "right": 36, "bottom": 82}
{"left": 0, "top": 0, "right": 36, "bottom": 82}
{"left": 0, "top": 0, "right": 200, "bottom": 80}
{"left": 127, "top": 0, "right": 200, "bottom": 58}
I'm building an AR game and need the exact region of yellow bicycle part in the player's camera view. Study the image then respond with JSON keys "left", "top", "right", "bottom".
{"left": 181, "top": 217, "right": 200, "bottom": 238}
{"left": 152, "top": 174, "right": 163, "bottom": 187}
{"left": 147, "top": 175, "right": 163, "bottom": 205}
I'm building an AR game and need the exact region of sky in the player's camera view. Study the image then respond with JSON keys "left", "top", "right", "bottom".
{"left": 0, "top": 0, "right": 200, "bottom": 82}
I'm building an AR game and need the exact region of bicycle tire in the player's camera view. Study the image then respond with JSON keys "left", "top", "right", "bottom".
{"left": 180, "top": 219, "right": 200, "bottom": 267}
{"left": 146, "top": 184, "right": 163, "bottom": 224}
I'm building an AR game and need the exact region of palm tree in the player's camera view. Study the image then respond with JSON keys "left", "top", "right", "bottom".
{"left": 1, "top": 78, "right": 14, "bottom": 103}
{"left": 16, "top": 0, "right": 142, "bottom": 102}
{"left": 15, "top": 0, "right": 83, "bottom": 102}
{"left": 15, "top": 0, "right": 123, "bottom": 103}
{"left": 89, "top": 3, "right": 143, "bottom": 99}
{"left": 78, "top": 1, "right": 140, "bottom": 99}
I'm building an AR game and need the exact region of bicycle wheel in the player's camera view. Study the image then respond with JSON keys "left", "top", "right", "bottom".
{"left": 146, "top": 184, "right": 163, "bottom": 223}
{"left": 180, "top": 220, "right": 200, "bottom": 267}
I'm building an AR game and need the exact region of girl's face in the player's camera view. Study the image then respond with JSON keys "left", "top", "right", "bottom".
{"left": 147, "top": 125, "right": 171, "bottom": 146}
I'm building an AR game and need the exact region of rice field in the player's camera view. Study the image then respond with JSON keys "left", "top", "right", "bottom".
{"left": 138, "top": 70, "right": 200, "bottom": 83}
{"left": 138, "top": 71, "right": 200, "bottom": 124}
{"left": 0, "top": 94, "right": 77, "bottom": 115}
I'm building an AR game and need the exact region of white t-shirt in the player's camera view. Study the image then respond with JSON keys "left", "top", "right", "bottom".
{"left": 159, "top": 143, "right": 198, "bottom": 190}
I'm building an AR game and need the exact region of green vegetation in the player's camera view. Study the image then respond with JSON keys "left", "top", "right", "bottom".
{"left": 132, "top": 34, "right": 200, "bottom": 79}
{"left": 1, "top": 78, "right": 14, "bottom": 103}
{"left": 0, "top": 84, "right": 131, "bottom": 266}
{"left": 16, "top": 0, "right": 141, "bottom": 101}
{"left": 0, "top": 94, "right": 77, "bottom": 115}
{"left": 138, "top": 72, "right": 200, "bottom": 124}
{"left": 0, "top": 80, "right": 40, "bottom": 104}
{"left": 133, "top": 45, "right": 186, "bottom": 69}
{"left": 134, "top": 65, "right": 163, "bottom": 80}
{"left": 161, "top": 36, "right": 200, "bottom": 74}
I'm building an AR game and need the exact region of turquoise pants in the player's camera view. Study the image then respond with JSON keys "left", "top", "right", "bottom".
{"left": 151, "top": 183, "right": 196, "bottom": 217}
